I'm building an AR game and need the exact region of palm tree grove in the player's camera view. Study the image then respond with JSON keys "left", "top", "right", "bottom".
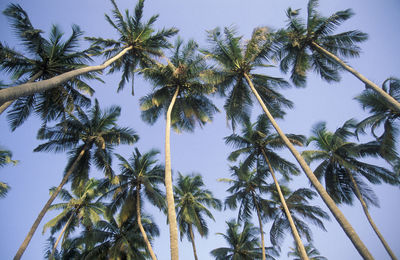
{"left": 1, "top": 0, "right": 399, "bottom": 259}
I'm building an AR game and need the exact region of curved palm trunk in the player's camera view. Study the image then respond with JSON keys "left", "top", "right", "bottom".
{"left": 14, "top": 145, "right": 89, "bottom": 260}
{"left": 311, "top": 42, "right": 400, "bottom": 113}
{"left": 188, "top": 224, "right": 199, "bottom": 260}
{"left": 244, "top": 73, "right": 374, "bottom": 260}
{"left": 136, "top": 183, "right": 158, "bottom": 260}
{"left": 0, "top": 71, "right": 43, "bottom": 115}
{"left": 165, "top": 86, "right": 180, "bottom": 260}
{"left": 250, "top": 191, "right": 268, "bottom": 260}
{"left": 261, "top": 150, "right": 308, "bottom": 260}
{"left": 49, "top": 211, "right": 76, "bottom": 260}
{"left": 347, "top": 171, "right": 398, "bottom": 260}
{"left": 0, "top": 46, "right": 133, "bottom": 105}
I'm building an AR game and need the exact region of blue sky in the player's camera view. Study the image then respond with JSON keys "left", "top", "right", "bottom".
{"left": 0, "top": 0, "right": 399, "bottom": 259}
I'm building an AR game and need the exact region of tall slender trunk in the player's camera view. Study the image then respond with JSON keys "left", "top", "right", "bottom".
{"left": 311, "top": 42, "right": 400, "bottom": 113}
{"left": 250, "top": 191, "right": 267, "bottom": 260}
{"left": 0, "top": 71, "right": 43, "bottom": 114}
{"left": 165, "top": 86, "right": 180, "bottom": 260}
{"left": 188, "top": 224, "right": 199, "bottom": 260}
{"left": 0, "top": 46, "right": 133, "bottom": 105}
{"left": 347, "top": 171, "right": 398, "bottom": 260}
{"left": 244, "top": 73, "right": 374, "bottom": 260}
{"left": 14, "top": 145, "right": 89, "bottom": 260}
{"left": 261, "top": 150, "right": 308, "bottom": 260}
{"left": 49, "top": 211, "right": 76, "bottom": 260}
{"left": 136, "top": 183, "right": 158, "bottom": 260}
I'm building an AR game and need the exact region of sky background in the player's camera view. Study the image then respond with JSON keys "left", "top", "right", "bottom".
{"left": 0, "top": 0, "right": 399, "bottom": 259}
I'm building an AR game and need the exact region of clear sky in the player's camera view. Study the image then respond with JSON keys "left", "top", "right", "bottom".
{"left": 0, "top": 0, "right": 399, "bottom": 259}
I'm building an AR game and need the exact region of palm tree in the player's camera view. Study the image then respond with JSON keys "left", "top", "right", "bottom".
{"left": 302, "top": 120, "right": 399, "bottom": 260}
{"left": 140, "top": 38, "right": 218, "bottom": 260}
{"left": 0, "top": 0, "right": 177, "bottom": 105}
{"left": 174, "top": 173, "right": 222, "bottom": 260}
{"left": 210, "top": 220, "right": 279, "bottom": 260}
{"left": 287, "top": 242, "right": 327, "bottom": 260}
{"left": 276, "top": 0, "right": 400, "bottom": 111}
{"left": 219, "top": 165, "right": 276, "bottom": 260}
{"left": 1, "top": 4, "right": 99, "bottom": 130}
{"left": 14, "top": 99, "right": 138, "bottom": 259}
{"left": 225, "top": 115, "right": 309, "bottom": 259}
{"left": 355, "top": 77, "right": 400, "bottom": 163}
{"left": 42, "top": 178, "right": 105, "bottom": 259}
{"left": 264, "top": 185, "right": 329, "bottom": 249}
{"left": 205, "top": 26, "right": 373, "bottom": 259}
{"left": 74, "top": 210, "right": 159, "bottom": 259}
{"left": 100, "top": 148, "right": 165, "bottom": 260}
{"left": 0, "top": 147, "right": 18, "bottom": 198}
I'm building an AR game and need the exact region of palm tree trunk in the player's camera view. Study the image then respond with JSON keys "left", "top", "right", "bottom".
{"left": 49, "top": 211, "right": 75, "bottom": 260}
{"left": 188, "top": 224, "right": 199, "bottom": 260}
{"left": 14, "top": 145, "right": 89, "bottom": 260}
{"left": 0, "top": 71, "right": 43, "bottom": 114}
{"left": 136, "top": 183, "right": 158, "bottom": 260}
{"left": 244, "top": 73, "right": 374, "bottom": 260}
{"left": 311, "top": 42, "right": 400, "bottom": 113}
{"left": 261, "top": 150, "right": 309, "bottom": 260}
{"left": 250, "top": 191, "right": 268, "bottom": 260}
{"left": 347, "top": 171, "right": 398, "bottom": 260}
{"left": 165, "top": 86, "right": 180, "bottom": 260}
{"left": 0, "top": 46, "right": 133, "bottom": 106}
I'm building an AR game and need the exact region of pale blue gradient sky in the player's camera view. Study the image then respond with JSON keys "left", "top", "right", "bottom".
{"left": 0, "top": 0, "right": 399, "bottom": 259}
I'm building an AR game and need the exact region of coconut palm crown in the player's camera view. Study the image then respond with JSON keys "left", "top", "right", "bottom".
{"left": 86, "top": 0, "right": 178, "bottom": 95}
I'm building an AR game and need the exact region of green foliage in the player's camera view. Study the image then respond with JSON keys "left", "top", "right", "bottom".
{"left": 275, "top": 0, "right": 368, "bottom": 86}
{"left": 203, "top": 27, "right": 292, "bottom": 130}
{"left": 302, "top": 120, "right": 399, "bottom": 206}
{"left": 86, "top": 0, "right": 178, "bottom": 95}
{"left": 34, "top": 99, "right": 138, "bottom": 189}
{"left": 263, "top": 185, "right": 329, "bottom": 248}
{"left": 1, "top": 4, "right": 101, "bottom": 130}
{"left": 174, "top": 173, "right": 222, "bottom": 242}
{"left": 0, "top": 147, "right": 18, "bottom": 198}
{"left": 287, "top": 242, "right": 327, "bottom": 260}
{"left": 140, "top": 38, "right": 218, "bottom": 132}
{"left": 210, "top": 220, "right": 279, "bottom": 260}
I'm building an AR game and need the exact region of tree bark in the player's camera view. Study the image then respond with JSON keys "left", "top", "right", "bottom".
{"left": 261, "top": 150, "right": 308, "bottom": 260}
{"left": 347, "top": 171, "right": 398, "bottom": 260}
{"left": 188, "top": 224, "right": 199, "bottom": 260}
{"left": 14, "top": 145, "right": 89, "bottom": 260}
{"left": 165, "top": 86, "right": 180, "bottom": 260}
{"left": 49, "top": 211, "right": 75, "bottom": 260}
{"left": 0, "top": 71, "right": 43, "bottom": 115}
{"left": 251, "top": 191, "right": 268, "bottom": 260}
{"left": 136, "top": 183, "right": 158, "bottom": 260}
{"left": 311, "top": 42, "right": 400, "bottom": 113}
{"left": 244, "top": 73, "right": 374, "bottom": 260}
{"left": 0, "top": 46, "right": 133, "bottom": 105}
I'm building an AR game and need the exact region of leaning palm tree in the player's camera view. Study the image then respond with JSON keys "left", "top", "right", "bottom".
{"left": 14, "top": 99, "right": 138, "bottom": 259}
{"left": 225, "top": 115, "right": 309, "bottom": 259}
{"left": 219, "top": 165, "right": 276, "bottom": 260}
{"left": 276, "top": 0, "right": 400, "bottom": 111}
{"left": 100, "top": 148, "right": 165, "bottom": 260}
{"left": 264, "top": 185, "right": 329, "bottom": 250}
{"left": 0, "top": 4, "right": 100, "bottom": 130}
{"left": 0, "top": 0, "right": 177, "bottom": 105}
{"left": 43, "top": 178, "right": 105, "bottom": 260}
{"left": 355, "top": 77, "right": 400, "bottom": 162}
{"left": 0, "top": 147, "right": 18, "bottom": 198}
{"left": 205, "top": 26, "right": 373, "bottom": 259}
{"left": 302, "top": 120, "right": 399, "bottom": 260}
{"left": 287, "top": 242, "right": 327, "bottom": 260}
{"left": 174, "top": 173, "right": 222, "bottom": 260}
{"left": 210, "top": 220, "right": 279, "bottom": 260}
{"left": 140, "top": 38, "right": 218, "bottom": 260}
